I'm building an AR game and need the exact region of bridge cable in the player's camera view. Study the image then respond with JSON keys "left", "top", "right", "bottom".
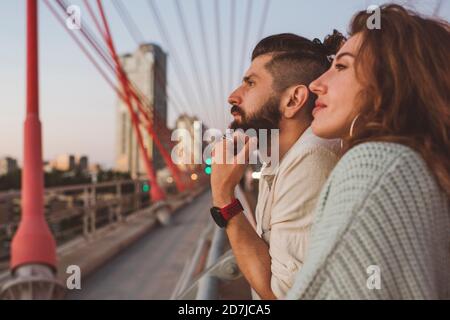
{"left": 227, "top": 0, "right": 236, "bottom": 96}
{"left": 256, "top": 0, "right": 271, "bottom": 42}
{"left": 111, "top": 0, "right": 145, "bottom": 44}
{"left": 146, "top": 0, "right": 212, "bottom": 127}
{"left": 237, "top": 0, "right": 254, "bottom": 87}
{"left": 48, "top": 0, "right": 187, "bottom": 192}
{"left": 111, "top": 0, "right": 187, "bottom": 118}
{"left": 80, "top": 0, "right": 179, "bottom": 146}
{"left": 213, "top": 0, "right": 228, "bottom": 130}
{"left": 96, "top": 0, "right": 185, "bottom": 192}
{"left": 174, "top": 0, "right": 216, "bottom": 128}
{"left": 195, "top": 0, "right": 222, "bottom": 129}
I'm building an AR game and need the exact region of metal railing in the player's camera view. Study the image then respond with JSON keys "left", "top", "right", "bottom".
{"left": 0, "top": 180, "right": 204, "bottom": 298}
{"left": 0, "top": 179, "right": 163, "bottom": 263}
{"left": 172, "top": 185, "right": 252, "bottom": 300}
{"left": 196, "top": 226, "right": 228, "bottom": 300}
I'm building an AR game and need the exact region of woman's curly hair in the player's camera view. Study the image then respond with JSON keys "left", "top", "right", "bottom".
{"left": 346, "top": 4, "right": 450, "bottom": 196}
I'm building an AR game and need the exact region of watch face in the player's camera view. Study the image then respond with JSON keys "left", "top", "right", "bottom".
{"left": 210, "top": 207, "right": 227, "bottom": 228}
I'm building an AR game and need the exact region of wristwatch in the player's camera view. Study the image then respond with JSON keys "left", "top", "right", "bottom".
{"left": 210, "top": 199, "right": 244, "bottom": 228}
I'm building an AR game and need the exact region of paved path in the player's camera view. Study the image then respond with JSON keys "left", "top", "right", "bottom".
{"left": 67, "top": 190, "right": 212, "bottom": 300}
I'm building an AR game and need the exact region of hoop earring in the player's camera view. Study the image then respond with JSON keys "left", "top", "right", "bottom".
{"left": 349, "top": 114, "right": 360, "bottom": 138}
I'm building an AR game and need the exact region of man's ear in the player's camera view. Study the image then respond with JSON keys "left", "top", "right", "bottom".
{"left": 280, "top": 85, "right": 309, "bottom": 119}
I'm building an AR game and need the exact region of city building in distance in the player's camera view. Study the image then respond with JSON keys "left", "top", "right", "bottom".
{"left": 48, "top": 154, "right": 89, "bottom": 174}
{"left": 115, "top": 44, "right": 168, "bottom": 179}
{"left": 0, "top": 157, "right": 18, "bottom": 176}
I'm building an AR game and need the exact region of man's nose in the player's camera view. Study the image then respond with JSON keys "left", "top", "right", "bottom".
{"left": 228, "top": 87, "right": 243, "bottom": 106}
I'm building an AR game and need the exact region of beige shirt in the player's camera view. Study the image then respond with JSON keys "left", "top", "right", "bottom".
{"left": 254, "top": 127, "right": 340, "bottom": 298}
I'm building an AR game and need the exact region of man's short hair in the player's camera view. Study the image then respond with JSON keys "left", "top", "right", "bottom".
{"left": 252, "top": 31, "right": 345, "bottom": 115}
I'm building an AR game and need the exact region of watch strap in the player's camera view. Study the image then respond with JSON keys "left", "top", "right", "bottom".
{"left": 220, "top": 198, "right": 244, "bottom": 221}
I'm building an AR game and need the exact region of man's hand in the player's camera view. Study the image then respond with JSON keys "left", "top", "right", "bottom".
{"left": 210, "top": 133, "right": 276, "bottom": 300}
{"left": 211, "top": 133, "right": 254, "bottom": 207}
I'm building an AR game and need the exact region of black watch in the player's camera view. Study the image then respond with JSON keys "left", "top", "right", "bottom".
{"left": 210, "top": 199, "right": 244, "bottom": 228}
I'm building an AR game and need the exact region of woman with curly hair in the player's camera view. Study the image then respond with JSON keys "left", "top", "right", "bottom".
{"left": 288, "top": 4, "right": 450, "bottom": 299}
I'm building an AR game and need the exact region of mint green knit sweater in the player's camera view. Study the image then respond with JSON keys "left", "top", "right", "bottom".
{"left": 286, "top": 142, "right": 450, "bottom": 300}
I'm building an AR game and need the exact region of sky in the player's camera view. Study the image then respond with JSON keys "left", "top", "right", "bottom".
{"left": 0, "top": 0, "right": 448, "bottom": 168}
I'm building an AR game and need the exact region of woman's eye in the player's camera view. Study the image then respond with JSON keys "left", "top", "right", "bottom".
{"left": 335, "top": 64, "right": 347, "bottom": 71}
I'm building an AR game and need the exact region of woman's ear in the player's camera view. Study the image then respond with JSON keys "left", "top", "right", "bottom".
{"left": 280, "top": 85, "right": 309, "bottom": 119}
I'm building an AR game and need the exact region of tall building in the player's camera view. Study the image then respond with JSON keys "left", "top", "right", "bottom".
{"left": 0, "top": 157, "right": 18, "bottom": 176}
{"left": 115, "top": 43, "right": 168, "bottom": 178}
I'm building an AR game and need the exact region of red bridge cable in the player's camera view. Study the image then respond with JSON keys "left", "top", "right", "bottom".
{"left": 110, "top": 0, "right": 186, "bottom": 118}
{"left": 68, "top": 0, "right": 179, "bottom": 148}
{"left": 48, "top": 0, "right": 174, "bottom": 150}
{"left": 48, "top": 0, "right": 169, "bottom": 199}
{"left": 96, "top": 0, "right": 167, "bottom": 201}
{"left": 49, "top": 0, "right": 193, "bottom": 192}
{"left": 90, "top": 1, "right": 185, "bottom": 150}
{"left": 97, "top": 0, "right": 186, "bottom": 193}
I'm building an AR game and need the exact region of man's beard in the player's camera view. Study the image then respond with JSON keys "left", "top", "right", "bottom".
{"left": 229, "top": 96, "right": 282, "bottom": 132}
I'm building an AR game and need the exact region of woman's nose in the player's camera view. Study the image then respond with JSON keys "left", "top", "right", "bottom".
{"left": 309, "top": 76, "right": 327, "bottom": 96}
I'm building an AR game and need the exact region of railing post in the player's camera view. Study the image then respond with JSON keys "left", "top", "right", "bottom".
{"left": 90, "top": 184, "right": 97, "bottom": 236}
{"left": 116, "top": 181, "right": 123, "bottom": 223}
{"left": 134, "top": 181, "right": 140, "bottom": 210}
{"left": 67, "top": 196, "right": 73, "bottom": 209}
{"left": 82, "top": 187, "right": 90, "bottom": 239}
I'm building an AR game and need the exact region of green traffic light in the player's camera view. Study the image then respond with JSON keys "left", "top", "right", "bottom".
{"left": 205, "top": 167, "right": 212, "bottom": 175}
{"left": 142, "top": 184, "right": 150, "bottom": 192}
{"left": 205, "top": 158, "right": 212, "bottom": 166}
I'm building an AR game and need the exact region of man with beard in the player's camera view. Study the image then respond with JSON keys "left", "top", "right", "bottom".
{"left": 209, "top": 32, "right": 344, "bottom": 299}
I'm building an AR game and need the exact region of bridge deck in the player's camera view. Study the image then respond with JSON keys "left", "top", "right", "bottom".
{"left": 66, "top": 191, "right": 212, "bottom": 300}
